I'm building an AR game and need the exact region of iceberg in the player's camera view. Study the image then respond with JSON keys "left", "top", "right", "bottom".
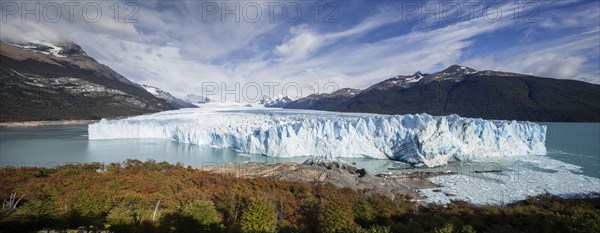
{"left": 88, "top": 108, "right": 546, "bottom": 167}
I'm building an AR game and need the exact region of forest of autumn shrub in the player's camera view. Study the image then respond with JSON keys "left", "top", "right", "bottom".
{"left": 551, "top": 206, "right": 600, "bottom": 233}
{"left": 0, "top": 160, "right": 599, "bottom": 233}
{"left": 8, "top": 199, "right": 60, "bottom": 226}
{"left": 241, "top": 199, "right": 277, "bottom": 233}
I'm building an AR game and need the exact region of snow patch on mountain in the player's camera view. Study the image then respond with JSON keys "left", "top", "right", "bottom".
{"left": 185, "top": 94, "right": 211, "bottom": 104}
{"left": 403, "top": 71, "right": 424, "bottom": 84}
{"left": 142, "top": 85, "right": 196, "bottom": 109}
{"left": 6, "top": 41, "right": 69, "bottom": 58}
{"left": 260, "top": 95, "right": 293, "bottom": 108}
{"left": 142, "top": 85, "right": 160, "bottom": 96}
{"left": 88, "top": 108, "right": 546, "bottom": 167}
{"left": 368, "top": 65, "right": 482, "bottom": 91}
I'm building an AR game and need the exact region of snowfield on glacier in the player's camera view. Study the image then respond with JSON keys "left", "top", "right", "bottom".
{"left": 88, "top": 106, "right": 546, "bottom": 167}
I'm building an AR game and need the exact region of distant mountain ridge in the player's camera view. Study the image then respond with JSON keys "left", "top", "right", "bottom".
{"left": 0, "top": 41, "right": 176, "bottom": 122}
{"left": 285, "top": 65, "right": 600, "bottom": 122}
{"left": 142, "top": 85, "right": 196, "bottom": 109}
{"left": 260, "top": 95, "right": 293, "bottom": 108}
{"left": 184, "top": 94, "right": 211, "bottom": 104}
{"left": 285, "top": 88, "right": 361, "bottom": 110}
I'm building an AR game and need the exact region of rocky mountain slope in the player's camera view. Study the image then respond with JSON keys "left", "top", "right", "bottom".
{"left": 0, "top": 41, "right": 176, "bottom": 122}
{"left": 285, "top": 65, "right": 600, "bottom": 122}
{"left": 284, "top": 88, "right": 361, "bottom": 110}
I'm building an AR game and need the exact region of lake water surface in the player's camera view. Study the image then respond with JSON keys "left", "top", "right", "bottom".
{"left": 1, "top": 122, "right": 598, "bottom": 178}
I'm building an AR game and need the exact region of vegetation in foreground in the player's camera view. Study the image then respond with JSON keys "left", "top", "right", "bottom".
{"left": 1, "top": 160, "right": 599, "bottom": 233}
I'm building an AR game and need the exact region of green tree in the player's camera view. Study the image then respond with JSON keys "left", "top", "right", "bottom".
{"left": 182, "top": 199, "right": 223, "bottom": 231}
{"left": 241, "top": 199, "right": 277, "bottom": 233}
{"left": 4, "top": 199, "right": 62, "bottom": 231}
{"left": 355, "top": 199, "right": 376, "bottom": 227}
{"left": 460, "top": 225, "right": 476, "bottom": 233}
{"left": 358, "top": 225, "right": 391, "bottom": 233}
{"left": 317, "top": 200, "right": 356, "bottom": 233}
{"left": 435, "top": 224, "right": 454, "bottom": 233}
{"left": 106, "top": 207, "right": 134, "bottom": 232}
{"left": 553, "top": 207, "right": 600, "bottom": 233}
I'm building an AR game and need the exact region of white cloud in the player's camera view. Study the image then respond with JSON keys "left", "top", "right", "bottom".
{"left": 462, "top": 56, "right": 496, "bottom": 71}
{"left": 462, "top": 26, "right": 600, "bottom": 83}
{"left": 1, "top": 0, "right": 598, "bottom": 101}
{"left": 275, "top": 26, "right": 322, "bottom": 62}
{"left": 0, "top": 1, "right": 139, "bottom": 43}
{"left": 506, "top": 54, "right": 586, "bottom": 79}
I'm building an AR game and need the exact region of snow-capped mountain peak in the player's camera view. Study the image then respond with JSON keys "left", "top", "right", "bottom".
{"left": 142, "top": 85, "right": 196, "bottom": 109}
{"left": 369, "top": 71, "right": 427, "bottom": 91}
{"left": 260, "top": 95, "right": 293, "bottom": 108}
{"left": 367, "top": 65, "right": 480, "bottom": 91}
{"left": 6, "top": 41, "right": 88, "bottom": 58}
{"left": 0, "top": 41, "right": 177, "bottom": 120}
{"left": 441, "top": 65, "right": 476, "bottom": 75}
{"left": 8, "top": 42, "right": 66, "bottom": 58}
{"left": 330, "top": 88, "right": 361, "bottom": 97}
{"left": 424, "top": 65, "right": 477, "bottom": 82}
{"left": 184, "top": 94, "right": 211, "bottom": 104}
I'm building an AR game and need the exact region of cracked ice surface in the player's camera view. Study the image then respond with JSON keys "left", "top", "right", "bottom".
{"left": 420, "top": 156, "right": 600, "bottom": 205}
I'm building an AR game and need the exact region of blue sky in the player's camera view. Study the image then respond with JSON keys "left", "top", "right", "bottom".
{"left": 1, "top": 0, "right": 599, "bottom": 99}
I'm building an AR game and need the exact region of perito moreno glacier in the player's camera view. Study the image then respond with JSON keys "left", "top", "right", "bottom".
{"left": 88, "top": 107, "right": 547, "bottom": 167}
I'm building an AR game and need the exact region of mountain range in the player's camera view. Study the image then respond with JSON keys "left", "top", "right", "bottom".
{"left": 2, "top": 41, "right": 598, "bottom": 122}
{"left": 184, "top": 94, "right": 211, "bottom": 104}
{"left": 285, "top": 88, "right": 361, "bottom": 110}
{"left": 0, "top": 41, "right": 180, "bottom": 122}
{"left": 260, "top": 95, "right": 293, "bottom": 108}
{"left": 285, "top": 65, "right": 600, "bottom": 122}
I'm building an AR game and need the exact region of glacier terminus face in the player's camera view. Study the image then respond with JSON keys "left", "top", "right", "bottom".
{"left": 88, "top": 107, "right": 547, "bottom": 167}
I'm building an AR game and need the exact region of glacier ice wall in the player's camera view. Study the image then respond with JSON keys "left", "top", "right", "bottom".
{"left": 88, "top": 108, "right": 546, "bottom": 167}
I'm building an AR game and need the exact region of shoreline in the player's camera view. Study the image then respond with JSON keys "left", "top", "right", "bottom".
{"left": 2, "top": 159, "right": 598, "bottom": 233}
{"left": 0, "top": 119, "right": 99, "bottom": 128}
{"left": 199, "top": 161, "right": 443, "bottom": 200}
{"left": 2, "top": 159, "right": 598, "bottom": 206}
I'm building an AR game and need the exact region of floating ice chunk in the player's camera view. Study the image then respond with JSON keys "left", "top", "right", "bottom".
{"left": 420, "top": 156, "right": 600, "bottom": 205}
{"left": 88, "top": 108, "right": 546, "bottom": 167}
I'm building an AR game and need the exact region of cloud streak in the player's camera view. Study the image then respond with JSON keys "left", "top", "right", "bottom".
{"left": 1, "top": 0, "right": 598, "bottom": 99}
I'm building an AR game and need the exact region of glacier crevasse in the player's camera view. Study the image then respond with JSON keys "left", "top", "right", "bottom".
{"left": 88, "top": 108, "right": 546, "bottom": 167}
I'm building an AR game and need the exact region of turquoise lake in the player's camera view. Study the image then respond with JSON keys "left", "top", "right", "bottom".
{"left": 1, "top": 122, "right": 598, "bottom": 178}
